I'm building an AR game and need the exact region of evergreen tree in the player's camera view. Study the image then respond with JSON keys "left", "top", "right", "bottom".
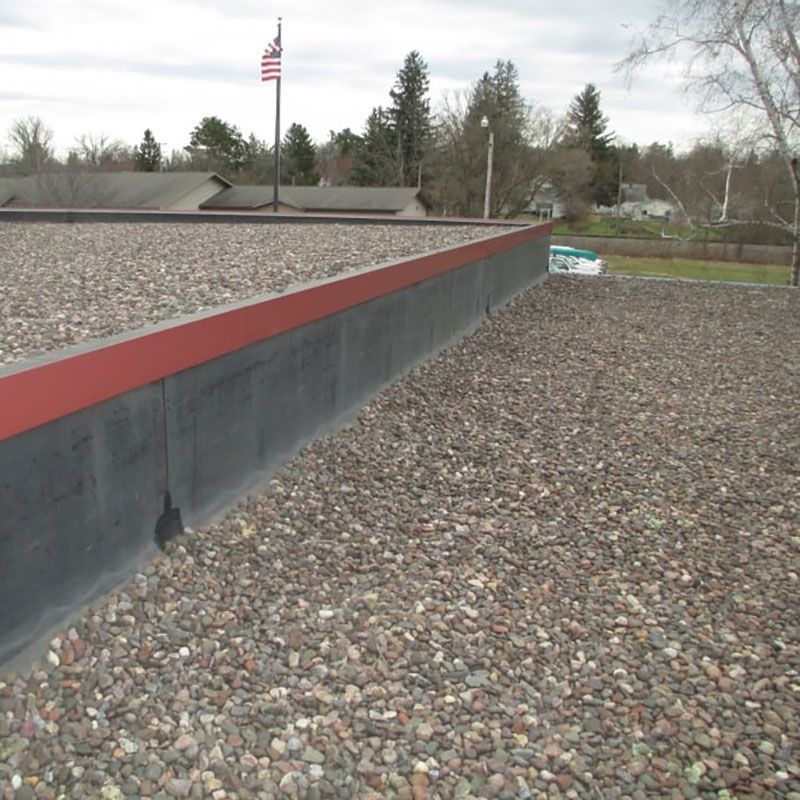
{"left": 134, "top": 129, "right": 162, "bottom": 172}
{"left": 560, "top": 84, "right": 616, "bottom": 206}
{"left": 389, "top": 51, "right": 431, "bottom": 186}
{"left": 350, "top": 52, "right": 431, "bottom": 188}
{"left": 331, "top": 128, "right": 361, "bottom": 156}
{"left": 351, "top": 107, "right": 398, "bottom": 186}
{"left": 562, "top": 83, "right": 614, "bottom": 160}
{"left": 470, "top": 61, "right": 528, "bottom": 124}
{"left": 186, "top": 116, "right": 247, "bottom": 173}
{"left": 282, "top": 123, "right": 319, "bottom": 185}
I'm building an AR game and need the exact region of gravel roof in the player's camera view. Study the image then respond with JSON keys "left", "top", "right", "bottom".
{"left": 0, "top": 222, "right": 508, "bottom": 366}
{"left": 2, "top": 276, "right": 798, "bottom": 798}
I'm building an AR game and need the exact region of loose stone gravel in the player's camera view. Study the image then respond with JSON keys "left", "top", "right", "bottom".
{"left": 0, "top": 222, "right": 508, "bottom": 366}
{"left": 1, "top": 276, "right": 798, "bottom": 800}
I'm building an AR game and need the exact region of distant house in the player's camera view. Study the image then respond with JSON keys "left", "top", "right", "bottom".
{"left": 526, "top": 184, "right": 564, "bottom": 219}
{"left": 620, "top": 183, "right": 647, "bottom": 203}
{"left": 594, "top": 182, "right": 684, "bottom": 222}
{"left": 2, "top": 171, "right": 232, "bottom": 210}
{"left": 620, "top": 197, "right": 682, "bottom": 221}
{"left": 201, "top": 185, "right": 430, "bottom": 217}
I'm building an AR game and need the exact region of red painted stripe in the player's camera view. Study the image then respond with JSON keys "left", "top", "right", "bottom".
{"left": 0, "top": 224, "right": 550, "bottom": 441}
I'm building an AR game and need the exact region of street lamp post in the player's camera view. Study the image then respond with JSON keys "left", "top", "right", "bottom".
{"left": 480, "top": 115, "right": 494, "bottom": 219}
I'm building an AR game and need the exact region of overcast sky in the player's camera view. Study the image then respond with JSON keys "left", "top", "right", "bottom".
{"left": 1, "top": 0, "right": 715, "bottom": 159}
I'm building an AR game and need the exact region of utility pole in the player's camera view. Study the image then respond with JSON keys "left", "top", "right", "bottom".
{"left": 481, "top": 116, "right": 494, "bottom": 219}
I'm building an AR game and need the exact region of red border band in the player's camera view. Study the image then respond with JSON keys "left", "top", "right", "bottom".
{"left": 0, "top": 223, "right": 550, "bottom": 441}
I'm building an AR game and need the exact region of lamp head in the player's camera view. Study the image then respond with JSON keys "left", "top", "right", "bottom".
{"left": 480, "top": 115, "right": 489, "bottom": 128}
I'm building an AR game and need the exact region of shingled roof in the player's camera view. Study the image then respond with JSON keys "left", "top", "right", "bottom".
{"left": 3, "top": 171, "right": 231, "bottom": 209}
{"left": 0, "top": 178, "right": 19, "bottom": 207}
{"left": 81, "top": 171, "right": 232, "bottom": 208}
{"left": 201, "top": 185, "right": 429, "bottom": 213}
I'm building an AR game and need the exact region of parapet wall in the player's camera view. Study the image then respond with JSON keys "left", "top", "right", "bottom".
{"left": 0, "top": 207, "right": 522, "bottom": 228}
{"left": 0, "top": 222, "right": 551, "bottom": 665}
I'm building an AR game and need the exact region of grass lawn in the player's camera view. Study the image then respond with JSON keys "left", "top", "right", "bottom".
{"left": 608, "top": 255, "right": 791, "bottom": 286}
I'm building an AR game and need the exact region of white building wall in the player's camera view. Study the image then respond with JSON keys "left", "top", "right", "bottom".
{"left": 169, "top": 179, "right": 230, "bottom": 210}
{"left": 397, "top": 197, "right": 428, "bottom": 217}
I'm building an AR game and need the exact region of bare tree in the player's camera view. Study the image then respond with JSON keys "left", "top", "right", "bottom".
{"left": 654, "top": 140, "right": 734, "bottom": 229}
{"left": 70, "top": 133, "right": 132, "bottom": 170}
{"left": 695, "top": 133, "right": 752, "bottom": 224}
{"left": 7, "top": 116, "right": 54, "bottom": 174}
{"left": 545, "top": 147, "right": 595, "bottom": 225}
{"left": 618, "top": 0, "right": 800, "bottom": 285}
{"left": 427, "top": 92, "right": 479, "bottom": 215}
{"left": 429, "top": 87, "right": 558, "bottom": 218}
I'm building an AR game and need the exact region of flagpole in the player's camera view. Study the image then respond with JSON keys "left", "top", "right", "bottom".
{"left": 272, "top": 17, "right": 282, "bottom": 213}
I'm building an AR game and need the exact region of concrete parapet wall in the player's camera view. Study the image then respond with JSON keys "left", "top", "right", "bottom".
{"left": 0, "top": 223, "right": 550, "bottom": 665}
{"left": 552, "top": 234, "right": 792, "bottom": 266}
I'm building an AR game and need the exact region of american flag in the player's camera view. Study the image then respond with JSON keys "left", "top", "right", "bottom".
{"left": 261, "top": 36, "right": 281, "bottom": 82}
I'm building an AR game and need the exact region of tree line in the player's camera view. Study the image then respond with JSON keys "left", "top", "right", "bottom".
{"left": 4, "top": 63, "right": 794, "bottom": 244}
{"left": 1, "top": 61, "right": 792, "bottom": 240}
{"left": 0, "top": 76, "right": 620, "bottom": 210}
{"left": 2, "top": 0, "right": 797, "bottom": 282}
{"left": 3, "top": 51, "right": 792, "bottom": 234}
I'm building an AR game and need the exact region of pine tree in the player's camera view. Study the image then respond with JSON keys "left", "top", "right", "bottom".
{"left": 281, "top": 123, "right": 319, "bottom": 186}
{"left": 186, "top": 117, "right": 247, "bottom": 173}
{"left": 389, "top": 51, "right": 431, "bottom": 186}
{"left": 349, "top": 52, "right": 431, "bottom": 188}
{"left": 562, "top": 84, "right": 614, "bottom": 161}
{"left": 468, "top": 61, "right": 529, "bottom": 143}
{"left": 351, "top": 107, "right": 397, "bottom": 186}
{"left": 134, "top": 130, "right": 162, "bottom": 172}
{"left": 560, "top": 84, "right": 616, "bottom": 206}
{"left": 331, "top": 128, "right": 360, "bottom": 156}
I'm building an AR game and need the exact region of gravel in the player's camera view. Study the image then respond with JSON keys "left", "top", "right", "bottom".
{"left": 0, "top": 222, "right": 508, "bottom": 366}
{"left": 1, "top": 275, "right": 799, "bottom": 800}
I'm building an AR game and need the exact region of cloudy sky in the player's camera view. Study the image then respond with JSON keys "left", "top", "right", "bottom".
{"left": 1, "top": 0, "right": 714, "bottom": 159}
